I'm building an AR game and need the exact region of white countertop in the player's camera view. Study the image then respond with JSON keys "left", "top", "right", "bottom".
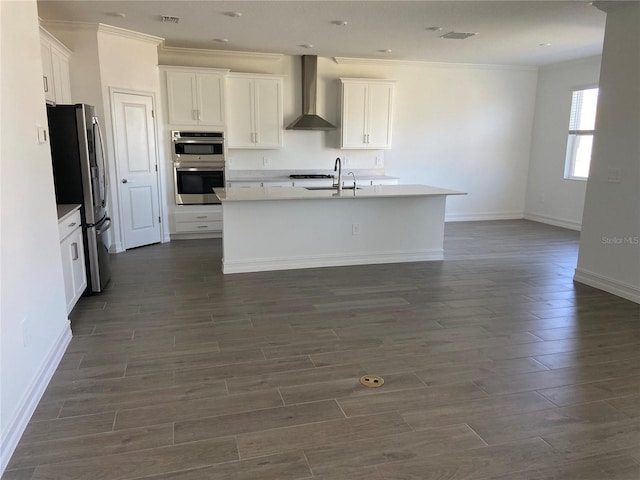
{"left": 57, "top": 204, "right": 81, "bottom": 222}
{"left": 227, "top": 174, "right": 400, "bottom": 183}
{"left": 216, "top": 184, "right": 466, "bottom": 202}
{"left": 226, "top": 169, "right": 398, "bottom": 183}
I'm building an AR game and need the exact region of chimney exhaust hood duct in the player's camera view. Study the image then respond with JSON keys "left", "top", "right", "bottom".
{"left": 286, "top": 55, "right": 336, "bottom": 130}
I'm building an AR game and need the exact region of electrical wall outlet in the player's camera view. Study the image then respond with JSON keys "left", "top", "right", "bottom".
{"left": 352, "top": 223, "right": 361, "bottom": 235}
{"left": 262, "top": 156, "right": 270, "bottom": 167}
{"left": 375, "top": 156, "right": 383, "bottom": 167}
{"left": 342, "top": 156, "right": 349, "bottom": 166}
{"left": 607, "top": 167, "right": 621, "bottom": 183}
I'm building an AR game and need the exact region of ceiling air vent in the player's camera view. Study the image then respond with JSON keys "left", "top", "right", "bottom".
{"left": 441, "top": 31, "right": 476, "bottom": 40}
{"left": 160, "top": 15, "right": 180, "bottom": 24}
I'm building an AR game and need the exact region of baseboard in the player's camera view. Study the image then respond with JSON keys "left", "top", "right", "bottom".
{"left": 222, "top": 249, "right": 444, "bottom": 274}
{"left": 108, "top": 242, "right": 125, "bottom": 254}
{"left": 0, "top": 321, "right": 72, "bottom": 474}
{"left": 524, "top": 213, "right": 582, "bottom": 231}
{"left": 445, "top": 212, "right": 524, "bottom": 222}
{"left": 574, "top": 268, "right": 640, "bottom": 304}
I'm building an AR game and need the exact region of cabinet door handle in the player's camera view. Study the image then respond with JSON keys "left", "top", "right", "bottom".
{"left": 197, "top": 225, "right": 209, "bottom": 229}
{"left": 43, "top": 76, "right": 49, "bottom": 93}
{"left": 68, "top": 222, "right": 77, "bottom": 228}
{"left": 197, "top": 109, "right": 202, "bottom": 121}
{"left": 255, "top": 132, "right": 259, "bottom": 143}
{"left": 195, "top": 215, "right": 208, "bottom": 219}
{"left": 71, "top": 242, "right": 79, "bottom": 261}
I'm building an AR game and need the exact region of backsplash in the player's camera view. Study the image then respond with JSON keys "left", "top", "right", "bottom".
{"left": 226, "top": 130, "right": 384, "bottom": 171}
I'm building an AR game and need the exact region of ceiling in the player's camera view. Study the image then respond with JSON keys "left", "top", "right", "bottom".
{"left": 37, "top": 1, "right": 606, "bottom": 66}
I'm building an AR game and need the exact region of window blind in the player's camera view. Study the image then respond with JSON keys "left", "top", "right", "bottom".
{"left": 568, "top": 88, "right": 598, "bottom": 134}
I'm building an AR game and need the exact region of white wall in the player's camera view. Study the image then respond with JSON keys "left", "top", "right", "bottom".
{"left": 160, "top": 50, "right": 540, "bottom": 221}
{"left": 96, "top": 29, "right": 166, "bottom": 250}
{"left": 323, "top": 60, "right": 539, "bottom": 221}
{"left": 575, "top": 2, "right": 640, "bottom": 303}
{"left": 0, "top": 1, "right": 71, "bottom": 473}
{"left": 42, "top": 22, "right": 166, "bottom": 251}
{"left": 524, "top": 56, "right": 601, "bottom": 230}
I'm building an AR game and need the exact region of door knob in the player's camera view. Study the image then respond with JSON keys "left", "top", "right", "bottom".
{"left": 121, "top": 178, "right": 133, "bottom": 184}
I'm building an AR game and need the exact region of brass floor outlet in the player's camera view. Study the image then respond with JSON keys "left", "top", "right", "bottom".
{"left": 359, "top": 374, "right": 384, "bottom": 388}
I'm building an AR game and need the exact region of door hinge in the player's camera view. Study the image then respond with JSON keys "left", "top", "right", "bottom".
{"left": 158, "top": 216, "right": 161, "bottom": 223}
{"left": 155, "top": 164, "right": 158, "bottom": 172}
{"left": 151, "top": 109, "right": 155, "bottom": 118}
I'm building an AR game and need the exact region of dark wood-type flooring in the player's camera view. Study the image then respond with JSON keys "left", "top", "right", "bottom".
{"left": 4, "top": 220, "right": 640, "bottom": 479}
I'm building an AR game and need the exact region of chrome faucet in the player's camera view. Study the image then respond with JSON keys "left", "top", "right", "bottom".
{"left": 334, "top": 157, "right": 342, "bottom": 192}
{"left": 347, "top": 172, "right": 357, "bottom": 189}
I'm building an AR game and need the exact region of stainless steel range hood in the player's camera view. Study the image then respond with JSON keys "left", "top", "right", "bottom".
{"left": 286, "top": 55, "right": 336, "bottom": 130}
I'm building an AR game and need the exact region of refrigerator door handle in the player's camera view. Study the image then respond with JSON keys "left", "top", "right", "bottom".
{"left": 93, "top": 116, "right": 108, "bottom": 208}
{"left": 96, "top": 217, "right": 112, "bottom": 235}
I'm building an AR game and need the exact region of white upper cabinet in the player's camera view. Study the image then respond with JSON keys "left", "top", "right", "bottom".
{"left": 227, "top": 73, "right": 283, "bottom": 149}
{"left": 164, "top": 67, "right": 228, "bottom": 127}
{"left": 340, "top": 78, "right": 394, "bottom": 149}
{"left": 40, "top": 27, "right": 72, "bottom": 104}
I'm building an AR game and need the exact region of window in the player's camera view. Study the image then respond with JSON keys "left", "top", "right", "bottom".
{"left": 565, "top": 87, "right": 599, "bottom": 180}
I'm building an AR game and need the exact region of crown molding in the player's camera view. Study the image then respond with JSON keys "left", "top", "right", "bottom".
{"left": 159, "top": 65, "right": 230, "bottom": 74}
{"left": 39, "top": 25, "right": 73, "bottom": 54}
{"left": 333, "top": 56, "right": 538, "bottom": 72}
{"left": 226, "top": 72, "right": 287, "bottom": 79}
{"left": 39, "top": 20, "right": 164, "bottom": 45}
{"left": 159, "top": 45, "right": 284, "bottom": 63}
{"left": 539, "top": 54, "right": 602, "bottom": 71}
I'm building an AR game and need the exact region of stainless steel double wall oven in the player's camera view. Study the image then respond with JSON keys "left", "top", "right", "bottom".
{"left": 172, "top": 131, "right": 225, "bottom": 205}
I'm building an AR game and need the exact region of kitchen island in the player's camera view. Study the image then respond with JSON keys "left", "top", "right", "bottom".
{"left": 216, "top": 184, "right": 465, "bottom": 274}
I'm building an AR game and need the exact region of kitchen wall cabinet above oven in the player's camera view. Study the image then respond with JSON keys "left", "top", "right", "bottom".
{"left": 339, "top": 78, "right": 395, "bottom": 150}
{"left": 226, "top": 73, "right": 284, "bottom": 149}
{"left": 40, "top": 27, "right": 72, "bottom": 105}
{"left": 162, "top": 66, "right": 229, "bottom": 127}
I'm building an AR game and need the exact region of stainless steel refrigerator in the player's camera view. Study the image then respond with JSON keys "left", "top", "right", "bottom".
{"left": 47, "top": 104, "right": 111, "bottom": 293}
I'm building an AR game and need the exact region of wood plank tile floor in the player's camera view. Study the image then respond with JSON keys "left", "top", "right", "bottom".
{"left": 4, "top": 220, "right": 639, "bottom": 479}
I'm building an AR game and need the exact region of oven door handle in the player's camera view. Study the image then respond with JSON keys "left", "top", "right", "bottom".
{"left": 175, "top": 167, "right": 225, "bottom": 172}
{"left": 173, "top": 139, "right": 224, "bottom": 145}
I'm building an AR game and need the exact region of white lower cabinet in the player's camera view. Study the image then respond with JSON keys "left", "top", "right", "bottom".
{"left": 226, "top": 181, "right": 260, "bottom": 188}
{"left": 172, "top": 206, "right": 223, "bottom": 236}
{"left": 227, "top": 180, "right": 295, "bottom": 188}
{"left": 58, "top": 209, "right": 86, "bottom": 314}
{"left": 262, "top": 181, "right": 294, "bottom": 187}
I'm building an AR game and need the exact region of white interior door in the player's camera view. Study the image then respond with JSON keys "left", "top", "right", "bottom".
{"left": 113, "top": 92, "right": 161, "bottom": 249}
